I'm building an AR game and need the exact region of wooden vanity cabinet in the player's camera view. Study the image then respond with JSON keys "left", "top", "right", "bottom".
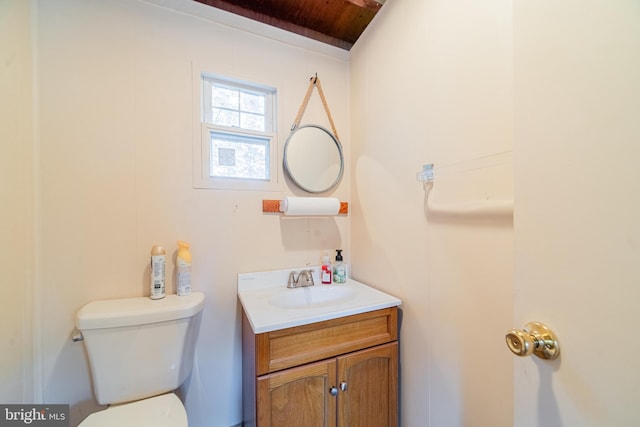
{"left": 243, "top": 307, "right": 398, "bottom": 427}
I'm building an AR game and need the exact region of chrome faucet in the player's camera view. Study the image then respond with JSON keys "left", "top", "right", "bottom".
{"left": 287, "top": 269, "right": 315, "bottom": 288}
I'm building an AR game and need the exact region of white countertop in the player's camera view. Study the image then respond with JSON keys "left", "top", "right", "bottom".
{"left": 238, "top": 267, "right": 402, "bottom": 333}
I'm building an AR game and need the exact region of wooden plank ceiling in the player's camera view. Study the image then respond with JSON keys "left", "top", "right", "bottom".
{"left": 193, "top": 0, "right": 385, "bottom": 50}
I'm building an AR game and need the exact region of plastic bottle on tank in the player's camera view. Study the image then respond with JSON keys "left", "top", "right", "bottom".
{"left": 150, "top": 245, "right": 166, "bottom": 300}
{"left": 176, "top": 240, "right": 192, "bottom": 296}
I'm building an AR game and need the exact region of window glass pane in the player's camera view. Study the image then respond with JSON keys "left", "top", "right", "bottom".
{"left": 240, "top": 92, "right": 265, "bottom": 114}
{"left": 209, "top": 131, "right": 269, "bottom": 180}
{"left": 212, "top": 108, "right": 239, "bottom": 127}
{"left": 240, "top": 112, "right": 265, "bottom": 131}
{"left": 212, "top": 86, "right": 238, "bottom": 109}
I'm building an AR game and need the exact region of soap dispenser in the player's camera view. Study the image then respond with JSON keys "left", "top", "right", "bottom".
{"left": 321, "top": 252, "right": 332, "bottom": 284}
{"left": 333, "top": 249, "right": 346, "bottom": 283}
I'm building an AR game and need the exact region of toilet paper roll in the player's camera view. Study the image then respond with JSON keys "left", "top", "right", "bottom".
{"left": 281, "top": 197, "right": 341, "bottom": 216}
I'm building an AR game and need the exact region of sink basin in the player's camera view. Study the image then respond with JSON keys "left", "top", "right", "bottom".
{"left": 269, "top": 286, "right": 356, "bottom": 309}
{"left": 238, "top": 267, "right": 402, "bottom": 333}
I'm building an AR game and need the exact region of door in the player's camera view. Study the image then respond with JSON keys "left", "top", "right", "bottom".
{"left": 337, "top": 342, "right": 398, "bottom": 427}
{"left": 513, "top": 1, "right": 640, "bottom": 426}
{"left": 257, "top": 359, "right": 337, "bottom": 427}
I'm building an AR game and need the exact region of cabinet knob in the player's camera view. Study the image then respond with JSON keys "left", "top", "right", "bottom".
{"left": 340, "top": 382, "right": 348, "bottom": 392}
{"left": 329, "top": 386, "right": 338, "bottom": 396}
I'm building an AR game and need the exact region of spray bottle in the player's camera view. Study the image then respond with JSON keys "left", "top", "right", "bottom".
{"left": 150, "top": 245, "right": 166, "bottom": 300}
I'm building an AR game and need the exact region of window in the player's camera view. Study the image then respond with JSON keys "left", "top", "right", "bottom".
{"left": 194, "top": 71, "right": 278, "bottom": 190}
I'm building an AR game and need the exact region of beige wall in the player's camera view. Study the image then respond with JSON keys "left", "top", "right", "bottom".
{"left": 22, "top": 0, "right": 349, "bottom": 426}
{"left": 0, "top": 0, "right": 36, "bottom": 404}
{"left": 350, "top": 0, "right": 514, "bottom": 425}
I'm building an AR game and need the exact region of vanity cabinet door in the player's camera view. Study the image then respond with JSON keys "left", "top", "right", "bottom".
{"left": 337, "top": 342, "right": 398, "bottom": 427}
{"left": 257, "top": 358, "right": 337, "bottom": 427}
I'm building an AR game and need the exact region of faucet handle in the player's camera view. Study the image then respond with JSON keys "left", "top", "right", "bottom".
{"left": 301, "top": 269, "right": 315, "bottom": 286}
{"left": 287, "top": 271, "right": 299, "bottom": 288}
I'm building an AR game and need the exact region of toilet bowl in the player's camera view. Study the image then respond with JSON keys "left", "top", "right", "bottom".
{"left": 79, "top": 393, "right": 187, "bottom": 427}
{"left": 75, "top": 292, "right": 204, "bottom": 426}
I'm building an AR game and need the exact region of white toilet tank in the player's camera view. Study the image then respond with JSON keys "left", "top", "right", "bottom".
{"left": 76, "top": 292, "right": 205, "bottom": 405}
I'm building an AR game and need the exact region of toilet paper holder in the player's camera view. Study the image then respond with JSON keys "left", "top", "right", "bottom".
{"left": 262, "top": 198, "right": 349, "bottom": 215}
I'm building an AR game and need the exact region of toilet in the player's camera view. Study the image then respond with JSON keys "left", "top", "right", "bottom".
{"left": 75, "top": 292, "right": 205, "bottom": 427}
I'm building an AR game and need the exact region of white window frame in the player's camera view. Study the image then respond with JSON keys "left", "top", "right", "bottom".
{"left": 193, "top": 66, "right": 280, "bottom": 191}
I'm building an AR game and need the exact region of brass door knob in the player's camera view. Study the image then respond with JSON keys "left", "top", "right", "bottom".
{"left": 505, "top": 322, "right": 560, "bottom": 360}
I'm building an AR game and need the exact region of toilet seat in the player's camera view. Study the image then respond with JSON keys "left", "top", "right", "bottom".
{"left": 78, "top": 393, "right": 187, "bottom": 427}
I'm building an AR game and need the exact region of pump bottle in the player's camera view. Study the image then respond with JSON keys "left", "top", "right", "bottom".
{"left": 321, "top": 252, "right": 332, "bottom": 284}
{"left": 333, "top": 249, "right": 346, "bottom": 283}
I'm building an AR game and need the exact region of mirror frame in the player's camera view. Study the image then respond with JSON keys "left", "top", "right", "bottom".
{"left": 283, "top": 124, "right": 344, "bottom": 193}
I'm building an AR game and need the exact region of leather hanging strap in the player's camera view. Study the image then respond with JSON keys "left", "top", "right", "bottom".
{"left": 291, "top": 74, "right": 341, "bottom": 141}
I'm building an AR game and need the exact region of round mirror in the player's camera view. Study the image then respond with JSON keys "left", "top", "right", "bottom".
{"left": 283, "top": 124, "right": 344, "bottom": 193}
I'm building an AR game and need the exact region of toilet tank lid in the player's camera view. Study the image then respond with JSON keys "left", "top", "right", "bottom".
{"left": 76, "top": 292, "right": 205, "bottom": 330}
